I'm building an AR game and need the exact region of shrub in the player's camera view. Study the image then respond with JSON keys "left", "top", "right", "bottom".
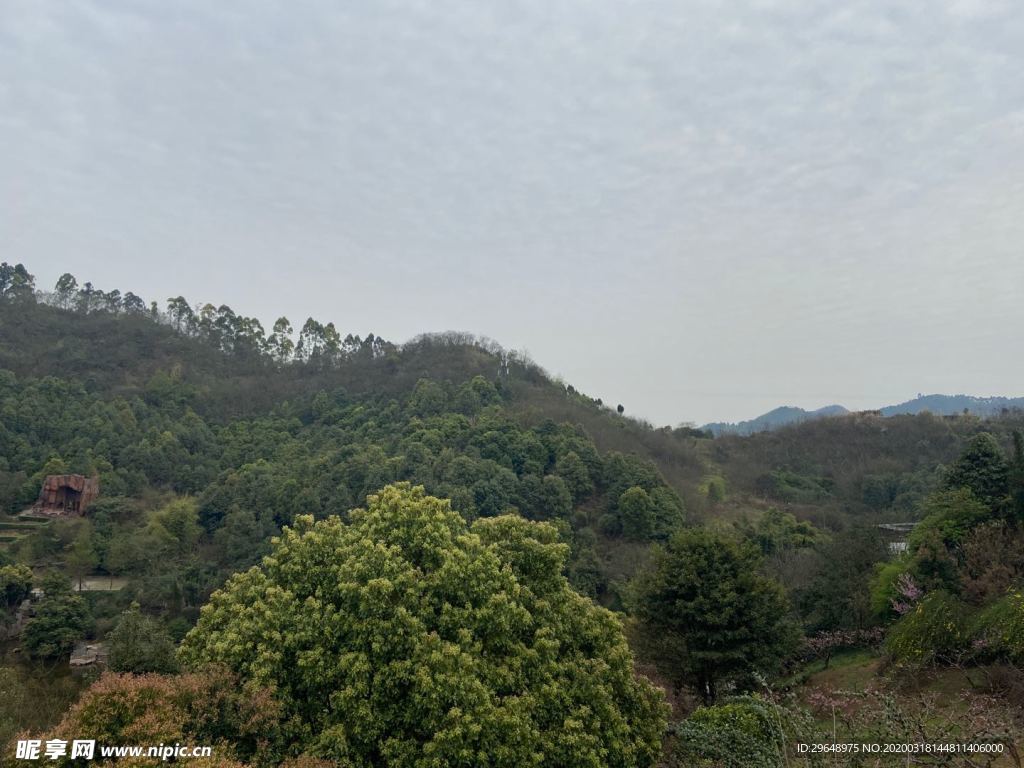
{"left": 671, "top": 695, "right": 817, "bottom": 768}
{"left": 885, "top": 591, "right": 971, "bottom": 666}
{"left": 972, "top": 590, "right": 1024, "bottom": 663}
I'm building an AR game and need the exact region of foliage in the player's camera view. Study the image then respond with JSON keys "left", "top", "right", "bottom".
{"left": 909, "top": 488, "right": 992, "bottom": 551}
{"left": 180, "top": 484, "right": 667, "bottom": 766}
{"left": 1011, "top": 430, "right": 1024, "bottom": 521}
{"left": 619, "top": 486, "right": 655, "bottom": 540}
{"left": 0, "top": 301, "right": 683, "bottom": 613}
{"left": 631, "top": 528, "right": 799, "bottom": 702}
{"left": 959, "top": 521, "right": 1024, "bottom": 605}
{"left": 21, "top": 574, "right": 93, "bottom": 659}
{"left": 754, "top": 470, "right": 832, "bottom": 504}
{"left": 670, "top": 695, "right": 819, "bottom": 768}
{"left": 554, "top": 451, "right": 593, "bottom": 501}
{"left": 884, "top": 590, "right": 971, "bottom": 667}
{"left": 31, "top": 668, "right": 284, "bottom": 767}
{"left": 0, "top": 665, "right": 87, "bottom": 756}
{"left": 942, "top": 432, "right": 1009, "bottom": 511}
{"left": 798, "top": 528, "right": 888, "bottom": 632}
{"left": 741, "top": 508, "right": 820, "bottom": 557}
{"left": 972, "top": 590, "right": 1024, "bottom": 664}
{"left": 0, "top": 563, "right": 32, "bottom": 607}
{"left": 107, "top": 602, "right": 180, "bottom": 674}
{"left": 860, "top": 469, "right": 935, "bottom": 514}
{"left": 7, "top": 264, "right": 1024, "bottom": 764}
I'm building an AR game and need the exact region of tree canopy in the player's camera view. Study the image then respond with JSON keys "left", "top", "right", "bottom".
{"left": 631, "top": 528, "right": 798, "bottom": 703}
{"left": 180, "top": 484, "right": 667, "bottom": 767}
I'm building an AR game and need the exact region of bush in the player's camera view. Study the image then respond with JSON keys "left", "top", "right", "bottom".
{"left": 972, "top": 590, "right": 1024, "bottom": 663}
{"left": 885, "top": 591, "right": 971, "bottom": 667}
{"left": 107, "top": 602, "right": 179, "bottom": 673}
{"left": 671, "top": 695, "right": 817, "bottom": 768}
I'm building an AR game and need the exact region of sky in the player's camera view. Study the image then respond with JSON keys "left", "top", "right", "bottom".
{"left": 2, "top": 0, "right": 1023, "bottom": 426}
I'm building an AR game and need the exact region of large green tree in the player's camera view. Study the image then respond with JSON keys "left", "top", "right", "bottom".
{"left": 22, "top": 574, "right": 92, "bottom": 659}
{"left": 943, "top": 432, "right": 1009, "bottom": 511}
{"left": 180, "top": 484, "right": 666, "bottom": 767}
{"left": 632, "top": 529, "right": 799, "bottom": 704}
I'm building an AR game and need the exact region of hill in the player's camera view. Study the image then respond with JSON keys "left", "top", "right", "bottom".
{"left": 0, "top": 263, "right": 711, "bottom": 607}
{"left": 3, "top": 262, "right": 1023, "bottom": 763}
{"left": 880, "top": 393, "right": 1024, "bottom": 417}
{"left": 703, "top": 394, "right": 1024, "bottom": 436}
{"left": 703, "top": 404, "right": 849, "bottom": 436}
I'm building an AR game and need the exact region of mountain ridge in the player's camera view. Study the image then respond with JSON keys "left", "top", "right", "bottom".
{"left": 703, "top": 394, "right": 1024, "bottom": 435}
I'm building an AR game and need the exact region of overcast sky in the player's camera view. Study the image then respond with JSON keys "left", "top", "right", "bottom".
{"left": 2, "top": 0, "right": 1023, "bottom": 425}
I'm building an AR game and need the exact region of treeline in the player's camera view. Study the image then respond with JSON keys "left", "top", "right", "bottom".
{"left": 5, "top": 262, "right": 396, "bottom": 368}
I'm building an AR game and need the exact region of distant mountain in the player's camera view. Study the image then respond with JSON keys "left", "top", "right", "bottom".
{"left": 703, "top": 394, "right": 1024, "bottom": 436}
{"left": 879, "top": 394, "right": 1024, "bottom": 417}
{"left": 703, "top": 404, "right": 849, "bottom": 436}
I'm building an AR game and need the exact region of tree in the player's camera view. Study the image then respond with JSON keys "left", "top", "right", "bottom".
{"left": 943, "top": 433, "right": 1009, "bottom": 511}
{"left": 632, "top": 528, "right": 799, "bottom": 703}
{"left": 743, "top": 508, "right": 819, "bottom": 556}
{"left": 66, "top": 525, "right": 99, "bottom": 591}
{"left": 536, "top": 474, "right": 572, "bottom": 520}
{"left": 0, "top": 262, "right": 35, "bottom": 301}
{"left": 53, "top": 273, "right": 78, "bottom": 309}
{"left": 32, "top": 668, "right": 285, "bottom": 767}
{"left": 619, "top": 486, "right": 655, "bottom": 539}
{"left": 75, "top": 281, "right": 97, "bottom": 313}
{"left": 180, "top": 484, "right": 666, "bottom": 766}
{"left": 103, "top": 289, "right": 122, "bottom": 314}
{"left": 555, "top": 451, "right": 593, "bottom": 502}
{"left": 295, "top": 318, "right": 326, "bottom": 363}
{"left": 409, "top": 378, "right": 446, "bottom": 417}
{"left": 107, "top": 602, "right": 179, "bottom": 673}
{"left": 122, "top": 291, "right": 147, "bottom": 314}
{"left": 910, "top": 488, "right": 991, "bottom": 551}
{"left": 268, "top": 317, "right": 295, "bottom": 363}
{"left": 166, "top": 296, "right": 195, "bottom": 333}
{"left": 22, "top": 573, "right": 92, "bottom": 659}
{"left": 799, "top": 527, "right": 888, "bottom": 631}
{"left": 648, "top": 486, "right": 685, "bottom": 539}
{"left": 143, "top": 498, "right": 202, "bottom": 563}
{"left": 0, "top": 564, "right": 32, "bottom": 607}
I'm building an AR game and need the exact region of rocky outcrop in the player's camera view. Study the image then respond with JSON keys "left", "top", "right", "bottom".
{"left": 33, "top": 474, "right": 100, "bottom": 516}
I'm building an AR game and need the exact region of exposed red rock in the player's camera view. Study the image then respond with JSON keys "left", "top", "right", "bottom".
{"left": 33, "top": 474, "right": 100, "bottom": 516}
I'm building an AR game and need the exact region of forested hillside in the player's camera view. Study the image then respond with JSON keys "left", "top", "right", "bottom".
{"left": 2, "top": 261, "right": 1022, "bottom": 766}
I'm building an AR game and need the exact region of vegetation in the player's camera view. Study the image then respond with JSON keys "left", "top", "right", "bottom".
{"left": 180, "top": 484, "right": 667, "bottom": 765}
{"left": 631, "top": 529, "right": 799, "bottom": 703}
{"left": 107, "top": 602, "right": 179, "bottom": 674}
{"left": 1, "top": 262, "right": 1022, "bottom": 764}
{"left": 21, "top": 574, "right": 92, "bottom": 660}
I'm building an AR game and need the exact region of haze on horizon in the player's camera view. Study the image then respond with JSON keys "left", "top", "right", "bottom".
{"left": 2, "top": 0, "right": 1023, "bottom": 426}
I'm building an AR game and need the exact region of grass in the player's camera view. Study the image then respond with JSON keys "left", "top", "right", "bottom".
{"left": 781, "top": 647, "right": 879, "bottom": 690}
